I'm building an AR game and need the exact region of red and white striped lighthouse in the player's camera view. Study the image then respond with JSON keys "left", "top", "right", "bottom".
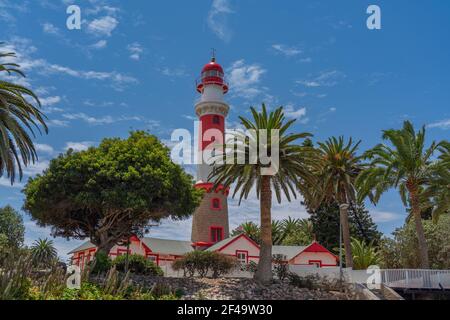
{"left": 191, "top": 55, "right": 230, "bottom": 248}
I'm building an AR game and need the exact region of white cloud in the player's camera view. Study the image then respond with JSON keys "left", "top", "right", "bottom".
{"left": 428, "top": 119, "right": 450, "bottom": 130}
{"left": 22, "top": 159, "right": 49, "bottom": 176}
{"left": 1, "top": 37, "right": 137, "bottom": 91}
{"left": 127, "top": 42, "right": 143, "bottom": 61}
{"left": 284, "top": 105, "right": 308, "bottom": 122}
{"left": 369, "top": 210, "right": 403, "bottom": 223}
{"left": 87, "top": 16, "right": 119, "bottom": 37}
{"left": 227, "top": 60, "right": 266, "bottom": 99}
{"left": 34, "top": 144, "right": 54, "bottom": 155}
{"left": 90, "top": 40, "right": 107, "bottom": 49}
{"left": 0, "top": 177, "right": 24, "bottom": 189}
{"left": 272, "top": 44, "right": 302, "bottom": 57}
{"left": 207, "top": 0, "right": 234, "bottom": 42}
{"left": 61, "top": 112, "right": 157, "bottom": 127}
{"left": 47, "top": 119, "right": 69, "bottom": 127}
{"left": 40, "top": 96, "right": 61, "bottom": 106}
{"left": 42, "top": 22, "right": 60, "bottom": 35}
{"left": 159, "top": 67, "right": 188, "bottom": 78}
{"left": 297, "top": 70, "right": 346, "bottom": 88}
{"left": 65, "top": 141, "right": 96, "bottom": 152}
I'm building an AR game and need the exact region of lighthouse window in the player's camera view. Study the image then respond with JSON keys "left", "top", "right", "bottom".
{"left": 213, "top": 115, "right": 220, "bottom": 125}
{"left": 210, "top": 227, "right": 223, "bottom": 243}
{"left": 211, "top": 198, "right": 221, "bottom": 210}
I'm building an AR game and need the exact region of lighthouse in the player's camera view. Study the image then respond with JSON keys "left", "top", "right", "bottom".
{"left": 191, "top": 55, "right": 230, "bottom": 248}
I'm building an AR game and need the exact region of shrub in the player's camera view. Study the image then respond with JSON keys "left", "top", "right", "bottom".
{"left": 88, "top": 251, "right": 112, "bottom": 274}
{"left": 172, "top": 251, "right": 237, "bottom": 278}
{"left": 287, "top": 273, "right": 317, "bottom": 290}
{"left": 241, "top": 261, "right": 258, "bottom": 275}
{"left": 273, "top": 254, "right": 289, "bottom": 281}
{"left": 210, "top": 253, "right": 237, "bottom": 278}
{"left": 113, "top": 254, "right": 163, "bottom": 276}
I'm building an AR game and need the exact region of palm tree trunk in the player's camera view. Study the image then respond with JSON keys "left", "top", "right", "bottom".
{"left": 409, "top": 189, "right": 430, "bottom": 269}
{"left": 339, "top": 203, "right": 353, "bottom": 268}
{"left": 255, "top": 175, "right": 273, "bottom": 284}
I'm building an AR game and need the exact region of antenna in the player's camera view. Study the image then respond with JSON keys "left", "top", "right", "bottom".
{"left": 211, "top": 48, "right": 216, "bottom": 62}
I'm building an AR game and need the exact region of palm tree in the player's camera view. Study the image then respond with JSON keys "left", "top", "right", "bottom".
{"left": 271, "top": 220, "right": 286, "bottom": 245}
{"left": 0, "top": 46, "right": 48, "bottom": 184}
{"left": 348, "top": 238, "right": 380, "bottom": 270}
{"left": 356, "top": 121, "right": 448, "bottom": 268}
{"left": 281, "top": 218, "right": 314, "bottom": 246}
{"left": 210, "top": 104, "right": 318, "bottom": 284}
{"left": 231, "top": 221, "right": 261, "bottom": 243}
{"left": 311, "top": 137, "right": 364, "bottom": 268}
{"left": 421, "top": 143, "right": 450, "bottom": 223}
{"left": 31, "top": 238, "right": 57, "bottom": 268}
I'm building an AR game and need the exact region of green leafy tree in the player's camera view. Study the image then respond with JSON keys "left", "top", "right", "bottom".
{"left": 357, "top": 121, "right": 449, "bottom": 268}
{"left": 0, "top": 205, "right": 25, "bottom": 248}
{"left": 31, "top": 238, "right": 57, "bottom": 268}
{"left": 210, "top": 105, "right": 318, "bottom": 284}
{"left": 379, "top": 214, "right": 450, "bottom": 269}
{"left": 310, "top": 137, "right": 365, "bottom": 268}
{"left": 23, "top": 131, "right": 202, "bottom": 256}
{"left": 0, "top": 45, "right": 48, "bottom": 184}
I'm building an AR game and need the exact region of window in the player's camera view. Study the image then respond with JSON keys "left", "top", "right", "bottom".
{"left": 211, "top": 198, "right": 221, "bottom": 210}
{"left": 147, "top": 255, "right": 157, "bottom": 264}
{"left": 212, "top": 115, "right": 220, "bottom": 125}
{"left": 116, "top": 249, "right": 129, "bottom": 257}
{"left": 308, "top": 260, "right": 321, "bottom": 268}
{"left": 236, "top": 251, "right": 248, "bottom": 264}
{"left": 210, "top": 227, "right": 223, "bottom": 243}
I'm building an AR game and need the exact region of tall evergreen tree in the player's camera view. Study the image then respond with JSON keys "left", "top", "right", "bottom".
{"left": 309, "top": 202, "right": 381, "bottom": 252}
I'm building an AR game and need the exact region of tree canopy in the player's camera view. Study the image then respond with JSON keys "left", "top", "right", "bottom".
{"left": 23, "top": 131, "right": 202, "bottom": 254}
{"left": 308, "top": 202, "right": 381, "bottom": 251}
{"left": 0, "top": 205, "right": 25, "bottom": 249}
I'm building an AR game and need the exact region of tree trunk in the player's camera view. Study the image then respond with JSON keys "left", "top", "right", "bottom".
{"left": 254, "top": 175, "right": 273, "bottom": 284}
{"left": 94, "top": 233, "right": 116, "bottom": 260}
{"left": 409, "top": 189, "right": 430, "bottom": 269}
{"left": 339, "top": 203, "right": 353, "bottom": 268}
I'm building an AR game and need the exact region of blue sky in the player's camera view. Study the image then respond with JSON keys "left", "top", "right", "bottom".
{"left": 0, "top": 0, "right": 449, "bottom": 260}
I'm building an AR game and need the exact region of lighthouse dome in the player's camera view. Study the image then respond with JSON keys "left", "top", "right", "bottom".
{"left": 197, "top": 57, "right": 228, "bottom": 94}
{"left": 201, "top": 60, "right": 224, "bottom": 74}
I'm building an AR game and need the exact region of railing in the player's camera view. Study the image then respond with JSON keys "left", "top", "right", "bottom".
{"left": 381, "top": 269, "right": 450, "bottom": 289}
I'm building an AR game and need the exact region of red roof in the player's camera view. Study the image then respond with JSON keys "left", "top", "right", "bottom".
{"left": 202, "top": 61, "right": 224, "bottom": 74}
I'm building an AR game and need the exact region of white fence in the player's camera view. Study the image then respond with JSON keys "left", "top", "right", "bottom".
{"left": 381, "top": 269, "right": 450, "bottom": 289}
{"left": 288, "top": 266, "right": 450, "bottom": 289}
{"left": 159, "top": 263, "right": 450, "bottom": 290}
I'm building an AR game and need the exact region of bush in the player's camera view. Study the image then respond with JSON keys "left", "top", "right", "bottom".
{"left": 88, "top": 251, "right": 112, "bottom": 274}
{"left": 241, "top": 261, "right": 258, "bottom": 275}
{"left": 273, "top": 254, "right": 289, "bottom": 281}
{"left": 113, "top": 254, "right": 163, "bottom": 276}
{"left": 287, "top": 273, "right": 317, "bottom": 290}
{"left": 172, "top": 251, "right": 237, "bottom": 278}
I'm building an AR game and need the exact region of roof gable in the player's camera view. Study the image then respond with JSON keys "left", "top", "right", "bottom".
{"left": 68, "top": 241, "right": 95, "bottom": 254}
{"left": 290, "top": 241, "right": 337, "bottom": 262}
{"left": 206, "top": 233, "right": 260, "bottom": 252}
